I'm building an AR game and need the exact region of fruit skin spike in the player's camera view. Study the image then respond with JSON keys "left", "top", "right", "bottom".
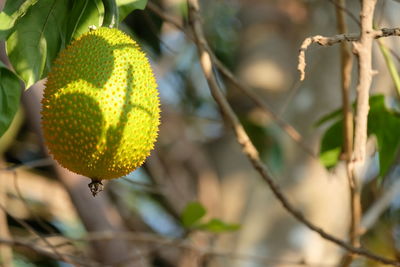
{"left": 41, "top": 27, "right": 160, "bottom": 183}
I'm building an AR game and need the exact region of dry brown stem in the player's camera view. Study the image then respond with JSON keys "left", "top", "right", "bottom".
{"left": 187, "top": 0, "right": 399, "bottom": 265}
{"left": 298, "top": 27, "right": 400, "bottom": 80}
{"left": 332, "top": 1, "right": 358, "bottom": 266}
{"left": 328, "top": 0, "right": 360, "bottom": 26}
{"left": 352, "top": 0, "right": 376, "bottom": 166}
{"left": 0, "top": 163, "right": 12, "bottom": 267}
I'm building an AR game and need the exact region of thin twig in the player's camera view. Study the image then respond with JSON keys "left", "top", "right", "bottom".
{"left": 147, "top": 1, "right": 316, "bottom": 158}
{"left": 0, "top": 233, "right": 337, "bottom": 267}
{"left": 187, "top": 0, "right": 399, "bottom": 265}
{"left": 12, "top": 171, "right": 58, "bottom": 235}
{"left": 120, "top": 177, "right": 163, "bottom": 194}
{"left": 361, "top": 178, "right": 400, "bottom": 234}
{"left": 0, "top": 202, "right": 73, "bottom": 264}
{"left": 212, "top": 58, "right": 317, "bottom": 158}
{"left": 298, "top": 27, "right": 400, "bottom": 80}
{"left": 147, "top": 2, "right": 190, "bottom": 37}
{"left": 2, "top": 158, "right": 53, "bottom": 171}
{"left": 0, "top": 167, "right": 12, "bottom": 267}
{"left": 0, "top": 238, "right": 95, "bottom": 266}
{"left": 327, "top": 0, "right": 360, "bottom": 26}
{"left": 48, "top": 232, "right": 339, "bottom": 266}
{"left": 332, "top": 1, "right": 358, "bottom": 266}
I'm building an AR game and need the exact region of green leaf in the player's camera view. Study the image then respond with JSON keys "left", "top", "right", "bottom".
{"left": 116, "top": 0, "right": 148, "bottom": 21}
{"left": 197, "top": 219, "right": 240, "bottom": 233}
{"left": 368, "top": 95, "right": 400, "bottom": 176}
{"left": 318, "top": 95, "right": 400, "bottom": 177}
{"left": 181, "top": 202, "right": 206, "bottom": 228}
{"left": 319, "top": 119, "right": 343, "bottom": 168}
{"left": 66, "top": 0, "right": 105, "bottom": 43}
{"left": 102, "top": 0, "right": 119, "bottom": 27}
{"left": 6, "top": 0, "right": 70, "bottom": 88}
{"left": 0, "top": 0, "right": 39, "bottom": 40}
{"left": 0, "top": 62, "right": 22, "bottom": 138}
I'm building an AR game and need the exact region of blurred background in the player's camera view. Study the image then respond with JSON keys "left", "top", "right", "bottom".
{"left": 1, "top": 0, "right": 400, "bottom": 266}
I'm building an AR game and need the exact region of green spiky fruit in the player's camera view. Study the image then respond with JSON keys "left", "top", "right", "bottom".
{"left": 41, "top": 27, "right": 160, "bottom": 185}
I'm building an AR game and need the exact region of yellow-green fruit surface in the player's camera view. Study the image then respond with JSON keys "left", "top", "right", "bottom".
{"left": 41, "top": 27, "right": 160, "bottom": 180}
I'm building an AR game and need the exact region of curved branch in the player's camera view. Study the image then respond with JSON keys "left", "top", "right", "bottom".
{"left": 187, "top": 0, "right": 400, "bottom": 265}
{"left": 298, "top": 27, "right": 400, "bottom": 80}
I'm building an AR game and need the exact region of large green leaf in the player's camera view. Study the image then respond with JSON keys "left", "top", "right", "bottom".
{"left": 318, "top": 95, "right": 400, "bottom": 177}
{"left": 0, "top": 62, "right": 21, "bottom": 138}
{"left": 116, "top": 0, "right": 148, "bottom": 21}
{"left": 66, "top": 0, "right": 104, "bottom": 43}
{"left": 0, "top": 0, "right": 38, "bottom": 40}
{"left": 6, "top": 0, "right": 70, "bottom": 89}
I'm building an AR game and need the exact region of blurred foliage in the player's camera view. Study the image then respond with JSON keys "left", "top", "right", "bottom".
{"left": 203, "top": 1, "right": 240, "bottom": 69}
{"left": 363, "top": 219, "right": 399, "bottom": 266}
{"left": 318, "top": 95, "right": 400, "bottom": 178}
{"left": 123, "top": 0, "right": 162, "bottom": 54}
{"left": 241, "top": 117, "right": 283, "bottom": 173}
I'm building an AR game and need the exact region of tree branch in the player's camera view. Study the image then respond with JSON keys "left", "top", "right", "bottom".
{"left": 187, "top": 0, "right": 399, "bottom": 265}
{"left": 298, "top": 27, "right": 400, "bottom": 80}
{"left": 332, "top": 1, "right": 358, "bottom": 265}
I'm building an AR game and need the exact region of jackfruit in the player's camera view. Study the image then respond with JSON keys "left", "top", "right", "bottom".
{"left": 41, "top": 27, "right": 160, "bottom": 195}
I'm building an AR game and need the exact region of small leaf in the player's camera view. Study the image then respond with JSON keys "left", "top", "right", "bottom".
{"left": 197, "top": 219, "right": 240, "bottom": 233}
{"left": 319, "top": 120, "right": 343, "bottom": 168}
{"left": 181, "top": 202, "right": 206, "bottom": 228}
{"left": 0, "top": 62, "right": 22, "bottom": 138}
{"left": 116, "top": 0, "right": 148, "bottom": 21}
{"left": 6, "top": 0, "right": 70, "bottom": 88}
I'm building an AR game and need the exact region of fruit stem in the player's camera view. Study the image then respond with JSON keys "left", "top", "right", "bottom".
{"left": 102, "top": 0, "right": 119, "bottom": 28}
{"left": 88, "top": 179, "right": 104, "bottom": 196}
